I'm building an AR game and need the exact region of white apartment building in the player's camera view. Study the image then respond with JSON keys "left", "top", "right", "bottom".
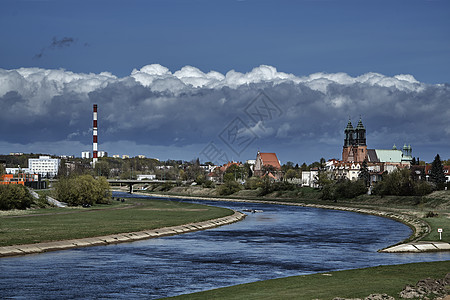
{"left": 301, "top": 169, "right": 319, "bottom": 188}
{"left": 28, "top": 156, "right": 60, "bottom": 178}
{"left": 81, "top": 151, "right": 91, "bottom": 159}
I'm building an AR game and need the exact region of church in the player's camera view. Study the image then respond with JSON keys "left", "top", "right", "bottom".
{"left": 326, "top": 118, "right": 413, "bottom": 183}
{"left": 341, "top": 118, "right": 412, "bottom": 165}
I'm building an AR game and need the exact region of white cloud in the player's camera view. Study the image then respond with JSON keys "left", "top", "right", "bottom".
{"left": 0, "top": 64, "right": 448, "bottom": 163}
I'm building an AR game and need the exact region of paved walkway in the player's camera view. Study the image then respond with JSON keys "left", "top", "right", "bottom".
{"left": 381, "top": 241, "right": 450, "bottom": 253}
{"left": 0, "top": 211, "right": 246, "bottom": 258}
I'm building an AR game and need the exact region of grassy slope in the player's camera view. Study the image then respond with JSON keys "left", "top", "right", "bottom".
{"left": 0, "top": 198, "right": 233, "bottom": 246}
{"left": 169, "top": 261, "right": 450, "bottom": 300}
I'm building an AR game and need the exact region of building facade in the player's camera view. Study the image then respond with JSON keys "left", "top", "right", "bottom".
{"left": 28, "top": 156, "right": 60, "bottom": 178}
{"left": 254, "top": 151, "right": 282, "bottom": 180}
{"left": 329, "top": 118, "right": 414, "bottom": 184}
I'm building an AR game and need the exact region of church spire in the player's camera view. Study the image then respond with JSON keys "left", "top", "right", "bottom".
{"left": 344, "top": 118, "right": 354, "bottom": 147}
{"left": 355, "top": 117, "right": 366, "bottom": 146}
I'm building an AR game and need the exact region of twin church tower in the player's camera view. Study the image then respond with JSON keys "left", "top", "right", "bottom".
{"left": 342, "top": 118, "right": 367, "bottom": 162}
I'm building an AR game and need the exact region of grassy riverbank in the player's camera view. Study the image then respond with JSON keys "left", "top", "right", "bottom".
{"left": 168, "top": 260, "right": 450, "bottom": 300}
{"left": 141, "top": 187, "right": 450, "bottom": 243}
{"left": 0, "top": 198, "right": 233, "bottom": 247}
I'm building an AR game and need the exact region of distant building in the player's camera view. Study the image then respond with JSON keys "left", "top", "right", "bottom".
{"left": 341, "top": 118, "right": 412, "bottom": 166}
{"left": 137, "top": 174, "right": 156, "bottom": 180}
{"left": 112, "top": 155, "right": 120, "bottom": 158}
{"left": 254, "top": 151, "right": 282, "bottom": 180}
{"left": 28, "top": 156, "right": 60, "bottom": 178}
{"left": 122, "top": 155, "right": 130, "bottom": 159}
{"left": 301, "top": 169, "right": 319, "bottom": 188}
{"left": 6, "top": 168, "right": 31, "bottom": 174}
{"left": 81, "top": 151, "right": 91, "bottom": 159}
{"left": 411, "top": 165, "right": 450, "bottom": 183}
{"left": 200, "top": 164, "right": 216, "bottom": 173}
{"left": 327, "top": 118, "right": 414, "bottom": 185}
{"left": 136, "top": 155, "right": 146, "bottom": 159}
{"left": 98, "top": 151, "right": 108, "bottom": 158}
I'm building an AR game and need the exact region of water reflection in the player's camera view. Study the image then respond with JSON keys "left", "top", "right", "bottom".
{"left": 1, "top": 193, "right": 449, "bottom": 299}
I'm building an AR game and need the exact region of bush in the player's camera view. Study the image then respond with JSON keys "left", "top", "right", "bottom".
{"left": 159, "top": 182, "right": 174, "bottom": 192}
{"left": 424, "top": 211, "right": 439, "bottom": 218}
{"left": 320, "top": 179, "right": 367, "bottom": 200}
{"left": 244, "top": 177, "right": 262, "bottom": 190}
{"left": 35, "top": 191, "right": 51, "bottom": 208}
{"left": 54, "top": 175, "right": 111, "bottom": 206}
{"left": 202, "top": 180, "right": 214, "bottom": 188}
{"left": 372, "top": 169, "right": 435, "bottom": 197}
{"left": 415, "top": 181, "right": 434, "bottom": 196}
{"left": 217, "top": 181, "right": 242, "bottom": 196}
{"left": 0, "top": 184, "right": 34, "bottom": 210}
{"left": 195, "top": 175, "right": 206, "bottom": 185}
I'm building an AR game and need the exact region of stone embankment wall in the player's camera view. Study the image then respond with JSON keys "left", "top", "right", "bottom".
{"left": 0, "top": 211, "right": 245, "bottom": 258}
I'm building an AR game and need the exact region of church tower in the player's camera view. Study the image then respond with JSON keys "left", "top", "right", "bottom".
{"left": 342, "top": 118, "right": 368, "bottom": 162}
{"left": 355, "top": 118, "right": 366, "bottom": 146}
{"left": 344, "top": 119, "right": 354, "bottom": 147}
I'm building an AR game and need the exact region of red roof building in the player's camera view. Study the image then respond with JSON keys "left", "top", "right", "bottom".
{"left": 254, "top": 151, "right": 282, "bottom": 180}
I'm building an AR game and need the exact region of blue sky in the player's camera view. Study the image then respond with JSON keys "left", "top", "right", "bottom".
{"left": 2, "top": 0, "right": 449, "bottom": 82}
{"left": 0, "top": 0, "right": 449, "bottom": 164}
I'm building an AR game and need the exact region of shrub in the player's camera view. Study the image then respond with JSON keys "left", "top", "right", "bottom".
{"left": 217, "top": 181, "right": 242, "bottom": 196}
{"left": 202, "top": 180, "right": 214, "bottom": 188}
{"left": 244, "top": 177, "right": 262, "bottom": 190}
{"left": 373, "top": 169, "right": 435, "bottom": 196}
{"left": 54, "top": 175, "right": 111, "bottom": 206}
{"left": 320, "top": 179, "right": 367, "bottom": 200}
{"left": 0, "top": 184, "right": 34, "bottom": 210}
{"left": 424, "top": 211, "right": 439, "bottom": 218}
{"left": 159, "top": 182, "right": 174, "bottom": 192}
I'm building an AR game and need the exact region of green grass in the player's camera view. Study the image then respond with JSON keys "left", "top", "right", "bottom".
{"left": 0, "top": 198, "right": 233, "bottom": 246}
{"left": 168, "top": 261, "right": 450, "bottom": 300}
{"left": 423, "top": 214, "right": 450, "bottom": 242}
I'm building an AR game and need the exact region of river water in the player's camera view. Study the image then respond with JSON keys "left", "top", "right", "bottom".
{"left": 1, "top": 193, "right": 449, "bottom": 299}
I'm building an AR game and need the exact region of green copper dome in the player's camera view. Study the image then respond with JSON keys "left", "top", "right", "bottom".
{"left": 345, "top": 119, "right": 354, "bottom": 132}
{"left": 356, "top": 118, "right": 365, "bottom": 130}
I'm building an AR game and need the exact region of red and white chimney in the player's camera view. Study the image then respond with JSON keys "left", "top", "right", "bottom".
{"left": 93, "top": 104, "right": 98, "bottom": 166}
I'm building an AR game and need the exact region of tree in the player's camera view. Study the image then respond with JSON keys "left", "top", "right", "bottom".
{"left": 358, "top": 160, "right": 370, "bottom": 187}
{"left": 430, "top": 154, "right": 446, "bottom": 189}
{"left": 372, "top": 169, "right": 415, "bottom": 196}
{"left": 94, "top": 160, "right": 110, "bottom": 178}
{"left": 54, "top": 175, "right": 111, "bottom": 206}
{"left": 0, "top": 184, "right": 34, "bottom": 210}
{"left": 300, "top": 163, "right": 308, "bottom": 171}
{"left": 217, "top": 180, "right": 242, "bottom": 195}
{"left": 285, "top": 169, "right": 298, "bottom": 180}
{"left": 281, "top": 161, "right": 294, "bottom": 173}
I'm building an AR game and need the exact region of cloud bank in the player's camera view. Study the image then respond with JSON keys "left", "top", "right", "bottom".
{"left": 0, "top": 64, "right": 448, "bottom": 163}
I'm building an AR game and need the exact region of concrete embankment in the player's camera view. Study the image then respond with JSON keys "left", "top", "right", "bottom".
{"left": 145, "top": 192, "right": 450, "bottom": 253}
{"left": 0, "top": 211, "right": 245, "bottom": 258}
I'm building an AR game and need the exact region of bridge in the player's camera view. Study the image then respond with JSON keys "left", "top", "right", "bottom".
{"left": 107, "top": 179, "right": 178, "bottom": 193}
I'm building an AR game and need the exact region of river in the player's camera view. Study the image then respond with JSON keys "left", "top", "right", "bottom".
{"left": 1, "top": 192, "right": 449, "bottom": 299}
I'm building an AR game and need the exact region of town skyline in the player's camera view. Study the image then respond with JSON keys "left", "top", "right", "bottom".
{"left": 1, "top": 1, "right": 449, "bottom": 164}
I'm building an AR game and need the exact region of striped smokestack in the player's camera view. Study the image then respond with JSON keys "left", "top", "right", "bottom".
{"left": 93, "top": 104, "right": 98, "bottom": 166}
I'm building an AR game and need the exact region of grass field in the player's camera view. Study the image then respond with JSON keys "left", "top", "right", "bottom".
{"left": 0, "top": 198, "right": 233, "bottom": 246}
{"left": 168, "top": 260, "right": 450, "bottom": 300}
